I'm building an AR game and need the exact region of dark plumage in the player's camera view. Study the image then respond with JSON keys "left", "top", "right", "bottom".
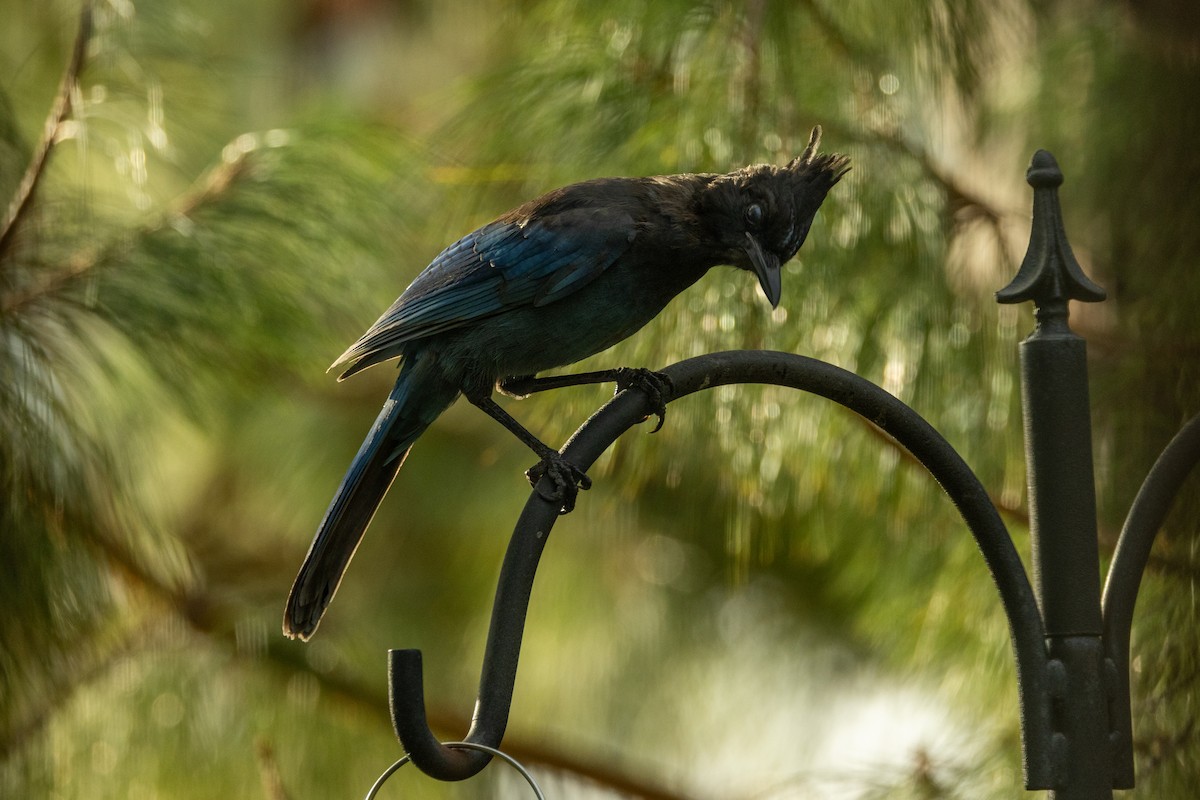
{"left": 284, "top": 127, "right": 849, "bottom": 640}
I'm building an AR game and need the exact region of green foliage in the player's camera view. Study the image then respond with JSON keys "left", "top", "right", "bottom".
{"left": 2, "top": 0, "right": 1197, "bottom": 798}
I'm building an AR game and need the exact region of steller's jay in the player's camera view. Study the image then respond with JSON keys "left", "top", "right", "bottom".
{"left": 284, "top": 127, "right": 849, "bottom": 639}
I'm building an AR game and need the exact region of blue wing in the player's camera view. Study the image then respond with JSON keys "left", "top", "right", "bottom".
{"left": 332, "top": 206, "right": 637, "bottom": 377}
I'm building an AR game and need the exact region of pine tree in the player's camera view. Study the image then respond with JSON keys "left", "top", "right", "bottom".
{"left": 2, "top": 1, "right": 1196, "bottom": 797}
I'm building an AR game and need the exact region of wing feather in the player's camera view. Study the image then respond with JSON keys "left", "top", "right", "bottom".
{"left": 332, "top": 206, "right": 636, "bottom": 377}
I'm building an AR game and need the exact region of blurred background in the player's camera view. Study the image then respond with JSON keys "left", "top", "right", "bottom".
{"left": 2, "top": 1, "right": 1198, "bottom": 797}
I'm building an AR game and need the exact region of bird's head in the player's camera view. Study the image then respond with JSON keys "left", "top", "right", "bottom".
{"left": 700, "top": 126, "right": 850, "bottom": 307}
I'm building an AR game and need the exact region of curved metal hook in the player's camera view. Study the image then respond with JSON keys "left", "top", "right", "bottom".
{"left": 1101, "top": 412, "right": 1200, "bottom": 787}
{"left": 389, "top": 350, "right": 1054, "bottom": 786}
{"left": 388, "top": 384, "right": 651, "bottom": 781}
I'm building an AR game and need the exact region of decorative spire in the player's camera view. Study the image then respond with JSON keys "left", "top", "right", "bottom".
{"left": 996, "top": 150, "right": 1106, "bottom": 330}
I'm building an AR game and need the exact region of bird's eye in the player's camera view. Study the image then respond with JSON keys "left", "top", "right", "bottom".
{"left": 744, "top": 202, "right": 765, "bottom": 229}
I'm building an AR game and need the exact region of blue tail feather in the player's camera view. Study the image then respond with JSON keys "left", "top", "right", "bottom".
{"left": 283, "top": 358, "right": 457, "bottom": 639}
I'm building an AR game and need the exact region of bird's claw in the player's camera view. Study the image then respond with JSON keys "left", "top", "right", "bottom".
{"left": 526, "top": 454, "right": 591, "bottom": 514}
{"left": 614, "top": 368, "right": 673, "bottom": 433}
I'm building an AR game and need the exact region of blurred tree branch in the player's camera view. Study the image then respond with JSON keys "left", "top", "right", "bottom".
{"left": 0, "top": 1, "right": 91, "bottom": 260}
{"left": 1, "top": 141, "right": 253, "bottom": 316}
{"left": 254, "top": 739, "right": 293, "bottom": 800}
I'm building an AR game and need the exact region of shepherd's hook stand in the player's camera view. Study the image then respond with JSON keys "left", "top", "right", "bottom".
{"left": 381, "top": 151, "right": 1199, "bottom": 798}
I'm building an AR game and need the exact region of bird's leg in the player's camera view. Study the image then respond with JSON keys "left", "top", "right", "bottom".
{"left": 500, "top": 368, "right": 674, "bottom": 432}
{"left": 500, "top": 370, "right": 626, "bottom": 396}
{"left": 467, "top": 394, "right": 591, "bottom": 514}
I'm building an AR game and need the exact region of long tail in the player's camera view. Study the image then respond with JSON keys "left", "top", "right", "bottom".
{"left": 284, "top": 357, "right": 458, "bottom": 640}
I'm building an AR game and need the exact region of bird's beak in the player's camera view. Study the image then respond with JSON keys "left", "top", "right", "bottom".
{"left": 744, "top": 233, "right": 781, "bottom": 308}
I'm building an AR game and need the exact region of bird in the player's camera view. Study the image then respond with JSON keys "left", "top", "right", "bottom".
{"left": 284, "top": 126, "right": 849, "bottom": 640}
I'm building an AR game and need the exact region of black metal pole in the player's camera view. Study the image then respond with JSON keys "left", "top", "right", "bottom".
{"left": 998, "top": 150, "right": 1111, "bottom": 798}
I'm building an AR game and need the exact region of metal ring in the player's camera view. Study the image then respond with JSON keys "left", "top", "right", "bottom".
{"left": 364, "top": 741, "right": 546, "bottom": 799}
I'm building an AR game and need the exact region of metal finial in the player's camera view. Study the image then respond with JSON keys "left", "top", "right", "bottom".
{"left": 996, "top": 150, "right": 1106, "bottom": 317}
{"left": 1025, "top": 149, "right": 1064, "bottom": 189}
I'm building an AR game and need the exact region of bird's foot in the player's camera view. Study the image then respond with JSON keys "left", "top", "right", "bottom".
{"left": 614, "top": 368, "right": 674, "bottom": 433}
{"left": 526, "top": 453, "right": 592, "bottom": 514}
